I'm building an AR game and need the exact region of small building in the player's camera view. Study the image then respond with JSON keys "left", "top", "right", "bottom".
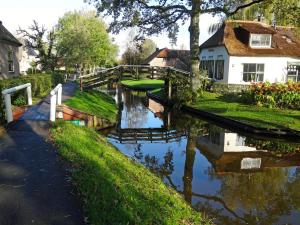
{"left": 0, "top": 21, "right": 22, "bottom": 79}
{"left": 199, "top": 20, "right": 300, "bottom": 84}
{"left": 18, "top": 37, "right": 40, "bottom": 74}
{"left": 143, "top": 48, "right": 190, "bottom": 71}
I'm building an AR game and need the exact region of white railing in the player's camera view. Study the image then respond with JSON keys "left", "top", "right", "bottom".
{"left": 1, "top": 83, "right": 32, "bottom": 123}
{"left": 50, "top": 83, "right": 62, "bottom": 122}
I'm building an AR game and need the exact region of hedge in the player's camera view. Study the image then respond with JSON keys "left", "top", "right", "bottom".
{"left": 0, "top": 73, "right": 65, "bottom": 123}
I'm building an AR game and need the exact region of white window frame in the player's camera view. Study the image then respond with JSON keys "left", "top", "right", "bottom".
{"left": 242, "top": 63, "right": 265, "bottom": 83}
{"left": 250, "top": 34, "right": 272, "bottom": 48}
{"left": 287, "top": 64, "right": 300, "bottom": 82}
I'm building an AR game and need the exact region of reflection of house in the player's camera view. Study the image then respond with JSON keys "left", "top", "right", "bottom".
{"left": 199, "top": 20, "right": 300, "bottom": 84}
{"left": 143, "top": 48, "right": 190, "bottom": 71}
{"left": 0, "top": 21, "right": 22, "bottom": 79}
{"left": 197, "top": 129, "right": 300, "bottom": 173}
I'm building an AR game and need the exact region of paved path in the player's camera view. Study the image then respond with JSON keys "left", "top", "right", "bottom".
{"left": 0, "top": 82, "right": 85, "bottom": 225}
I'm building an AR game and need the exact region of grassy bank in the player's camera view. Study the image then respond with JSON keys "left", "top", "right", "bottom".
{"left": 121, "top": 79, "right": 164, "bottom": 90}
{"left": 189, "top": 92, "right": 300, "bottom": 131}
{"left": 65, "top": 90, "right": 117, "bottom": 123}
{"left": 51, "top": 122, "right": 210, "bottom": 225}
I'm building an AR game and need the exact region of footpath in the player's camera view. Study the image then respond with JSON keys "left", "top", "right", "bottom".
{"left": 0, "top": 82, "right": 85, "bottom": 225}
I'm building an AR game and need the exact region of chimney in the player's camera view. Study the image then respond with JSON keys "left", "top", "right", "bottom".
{"left": 0, "top": 21, "right": 2, "bottom": 25}
{"left": 156, "top": 47, "right": 159, "bottom": 52}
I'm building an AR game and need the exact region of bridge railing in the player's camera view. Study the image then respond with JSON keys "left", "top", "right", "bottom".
{"left": 50, "top": 83, "right": 62, "bottom": 122}
{"left": 78, "top": 65, "right": 191, "bottom": 91}
{"left": 1, "top": 83, "right": 33, "bottom": 123}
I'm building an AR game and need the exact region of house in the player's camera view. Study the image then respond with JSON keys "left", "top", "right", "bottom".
{"left": 18, "top": 37, "right": 40, "bottom": 74}
{"left": 199, "top": 20, "right": 300, "bottom": 84}
{"left": 143, "top": 48, "right": 190, "bottom": 71}
{"left": 0, "top": 21, "right": 22, "bottom": 79}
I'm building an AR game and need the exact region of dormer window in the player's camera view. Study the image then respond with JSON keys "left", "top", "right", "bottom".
{"left": 250, "top": 34, "right": 272, "bottom": 48}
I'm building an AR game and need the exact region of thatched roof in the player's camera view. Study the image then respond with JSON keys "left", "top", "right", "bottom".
{"left": 0, "top": 21, "right": 22, "bottom": 46}
{"left": 200, "top": 20, "right": 300, "bottom": 57}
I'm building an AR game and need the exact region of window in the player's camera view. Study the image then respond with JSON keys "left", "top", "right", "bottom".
{"left": 8, "top": 50, "right": 14, "bottom": 72}
{"left": 207, "top": 56, "right": 214, "bottom": 78}
{"left": 214, "top": 56, "right": 224, "bottom": 80}
{"left": 250, "top": 34, "right": 272, "bottom": 48}
{"left": 287, "top": 64, "right": 300, "bottom": 82}
{"left": 243, "top": 63, "right": 264, "bottom": 82}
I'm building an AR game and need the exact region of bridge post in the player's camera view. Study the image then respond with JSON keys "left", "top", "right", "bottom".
{"left": 151, "top": 67, "right": 154, "bottom": 79}
{"left": 80, "top": 76, "right": 83, "bottom": 92}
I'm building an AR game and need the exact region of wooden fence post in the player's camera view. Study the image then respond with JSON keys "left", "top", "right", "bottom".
{"left": 80, "top": 76, "right": 83, "bottom": 91}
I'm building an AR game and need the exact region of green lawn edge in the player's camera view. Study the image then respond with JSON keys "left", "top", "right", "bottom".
{"left": 189, "top": 92, "right": 300, "bottom": 131}
{"left": 121, "top": 79, "right": 164, "bottom": 90}
{"left": 64, "top": 90, "right": 117, "bottom": 123}
{"left": 51, "top": 122, "right": 211, "bottom": 225}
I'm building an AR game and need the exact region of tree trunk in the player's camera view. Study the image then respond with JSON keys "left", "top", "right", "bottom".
{"left": 190, "top": 0, "right": 202, "bottom": 91}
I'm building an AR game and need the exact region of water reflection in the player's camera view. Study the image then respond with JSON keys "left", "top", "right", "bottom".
{"left": 105, "top": 88, "right": 300, "bottom": 225}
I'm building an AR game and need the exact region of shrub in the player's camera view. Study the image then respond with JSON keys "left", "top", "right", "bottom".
{"left": 245, "top": 81, "right": 300, "bottom": 109}
{"left": 0, "top": 73, "right": 65, "bottom": 123}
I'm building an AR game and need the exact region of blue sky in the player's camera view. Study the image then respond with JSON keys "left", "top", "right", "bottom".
{"left": 0, "top": 0, "right": 218, "bottom": 55}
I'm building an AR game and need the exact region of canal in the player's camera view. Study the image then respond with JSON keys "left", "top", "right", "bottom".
{"left": 102, "top": 87, "right": 300, "bottom": 225}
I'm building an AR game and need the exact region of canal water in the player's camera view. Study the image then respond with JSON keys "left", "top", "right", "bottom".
{"left": 103, "top": 88, "right": 300, "bottom": 225}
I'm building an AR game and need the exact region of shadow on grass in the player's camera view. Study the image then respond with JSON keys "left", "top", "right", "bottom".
{"left": 51, "top": 122, "right": 207, "bottom": 225}
{"left": 225, "top": 115, "right": 290, "bottom": 130}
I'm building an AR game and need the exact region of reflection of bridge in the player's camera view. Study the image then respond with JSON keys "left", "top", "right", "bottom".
{"left": 108, "top": 127, "right": 187, "bottom": 143}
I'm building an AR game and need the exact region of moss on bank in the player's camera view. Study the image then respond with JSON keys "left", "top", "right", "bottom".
{"left": 65, "top": 90, "right": 117, "bottom": 123}
{"left": 189, "top": 92, "right": 300, "bottom": 131}
{"left": 121, "top": 79, "right": 164, "bottom": 90}
{"left": 51, "top": 122, "right": 210, "bottom": 225}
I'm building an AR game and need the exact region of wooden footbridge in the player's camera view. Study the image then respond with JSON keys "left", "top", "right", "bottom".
{"left": 79, "top": 65, "right": 191, "bottom": 91}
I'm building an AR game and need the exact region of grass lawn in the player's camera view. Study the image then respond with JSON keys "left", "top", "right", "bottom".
{"left": 65, "top": 90, "right": 117, "bottom": 123}
{"left": 121, "top": 79, "right": 164, "bottom": 90}
{"left": 189, "top": 92, "right": 300, "bottom": 131}
{"left": 51, "top": 122, "right": 210, "bottom": 225}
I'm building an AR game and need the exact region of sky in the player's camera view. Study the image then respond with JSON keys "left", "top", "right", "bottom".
{"left": 0, "top": 0, "right": 219, "bottom": 56}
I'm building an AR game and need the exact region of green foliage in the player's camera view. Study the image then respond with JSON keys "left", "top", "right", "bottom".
{"left": 121, "top": 79, "right": 164, "bottom": 90}
{"left": 0, "top": 73, "right": 65, "bottom": 122}
{"left": 232, "top": 0, "right": 300, "bottom": 27}
{"left": 51, "top": 122, "right": 210, "bottom": 225}
{"left": 56, "top": 10, "right": 118, "bottom": 70}
{"left": 121, "top": 37, "right": 157, "bottom": 65}
{"left": 65, "top": 90, "right": 117, "bottom": 123}
{"left": 190, "top": 91, "right": 300, "bottom": 130}
{"left": 245, "top": 82, "right": 300, "bottom": 109}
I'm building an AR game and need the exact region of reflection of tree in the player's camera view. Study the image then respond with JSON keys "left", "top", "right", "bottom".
{"left": 183, "top": 135, "right": 196, "bottom": 203}
{"left": 122, "top": 90, "right": 150, "bottom": 128}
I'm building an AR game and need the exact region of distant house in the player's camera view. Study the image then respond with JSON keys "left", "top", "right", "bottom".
{"left": 18, "top": 37, "right": 39, "bottom": 74}
{"left": 0, "top": 21, "right": 22, "bottom": 79}
{"left": 199, "top": 20, "right": 300, "bottom": 84}
{"left": 143, "top": 48, "right": 190, "bottom": 71}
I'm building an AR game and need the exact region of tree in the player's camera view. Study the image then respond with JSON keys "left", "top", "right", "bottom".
{"left": 121, "top": 36, "right": 157, "bottom": 64}
{"left": 56, "top": 11, "right": 118, "bottom": 71}
{"left": 87, "top": 0, "right": 265, "bottom": 90}
{"left": 17, "top": 20, "right": 58, "bottom": 71}
{"left": 232, "top": 0, "right": 300, "bottom": 28}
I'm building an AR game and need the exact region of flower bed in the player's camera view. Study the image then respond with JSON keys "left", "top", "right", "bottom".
{"left": 245, "top": 81, "right": 300, "bottom": 109}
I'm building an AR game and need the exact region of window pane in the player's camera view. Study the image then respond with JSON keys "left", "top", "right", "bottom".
{"left": 249, "top": 64, "right": 256, "bottom": 72}
{"left": 257, "top": 64, "right": 264, "bottom": 72}
{"left": 215, "top": 60, "right": 224, "bottom": 80}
